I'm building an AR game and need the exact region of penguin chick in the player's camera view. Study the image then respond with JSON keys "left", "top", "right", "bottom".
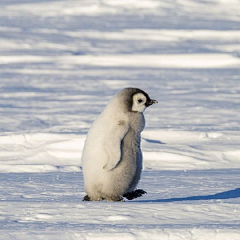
{"left": 82, "top": 88, "right": 157, "bottom": 201}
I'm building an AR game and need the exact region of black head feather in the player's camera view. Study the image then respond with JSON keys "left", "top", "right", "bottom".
{"left": 118, "top": 88, "right": 152, "bottom": 112}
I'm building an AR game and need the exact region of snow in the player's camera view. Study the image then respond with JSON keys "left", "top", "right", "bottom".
{"left": 1, "top": 54, "right": 240, "bottom": 68}
{"left": 1, "top": 170, "right": 240, "bottom": 239}
{"left": 0, "top": 0, "right": 240, "bottom": 239}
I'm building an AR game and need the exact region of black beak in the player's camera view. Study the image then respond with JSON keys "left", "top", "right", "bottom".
{"left": 146, "top": 99, "right": 158, "bottom": 107}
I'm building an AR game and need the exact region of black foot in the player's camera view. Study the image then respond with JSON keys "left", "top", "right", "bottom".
{"left": 123, "top": 189, "right": 147, "bottom": 200}
{"left": 82, "top": 195, "right": 91, "bottom": 201}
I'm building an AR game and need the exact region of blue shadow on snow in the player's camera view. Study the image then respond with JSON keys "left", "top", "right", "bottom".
{"left": 143, "top": 138, "right": 165, "bottom": 144}
{"left": 136, "top": 188, "right": 240, "bottom": 203}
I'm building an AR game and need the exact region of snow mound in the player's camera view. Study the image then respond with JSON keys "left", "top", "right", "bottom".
{"left": 0, "top": 133, "right": 84, "bottom": 173}
{"left": 0, "top": 129, "right": 239, "bottom": 172}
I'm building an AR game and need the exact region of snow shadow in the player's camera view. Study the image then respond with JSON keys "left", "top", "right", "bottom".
{"left": 143, "top": 138, "right": 165, "bottom": 144}
{"left": 137, "top": 188, "right": 240, "bottom": 203}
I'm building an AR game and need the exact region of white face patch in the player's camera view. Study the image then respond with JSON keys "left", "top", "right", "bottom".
{"left": 131, "top": 93, "right": 147, "bottom": 112}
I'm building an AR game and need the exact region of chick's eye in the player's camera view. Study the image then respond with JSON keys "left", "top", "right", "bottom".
{"left": 138, "top": 99, "right": 143, "bottom": 103}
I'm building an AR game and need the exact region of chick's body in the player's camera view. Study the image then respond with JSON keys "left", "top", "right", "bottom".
{"left": 82, "top": 88, "right": 156, "bottom": 201}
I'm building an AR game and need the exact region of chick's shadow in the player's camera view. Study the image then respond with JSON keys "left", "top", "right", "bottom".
{"left": 135, "top": 188, "right": 240, "bottom": 203}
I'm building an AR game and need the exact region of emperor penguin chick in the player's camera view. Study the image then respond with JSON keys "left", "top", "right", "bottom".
{"left": 82, "top": 88, "right": 157, "bottom": 201}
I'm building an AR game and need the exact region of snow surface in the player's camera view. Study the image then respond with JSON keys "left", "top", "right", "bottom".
{"left": 0, "top": 0, "right": 240, "bottom": 239}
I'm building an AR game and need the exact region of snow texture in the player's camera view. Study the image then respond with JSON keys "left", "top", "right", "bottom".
{"left": 0, "top": 0, "right": 240, "bottom": 239}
